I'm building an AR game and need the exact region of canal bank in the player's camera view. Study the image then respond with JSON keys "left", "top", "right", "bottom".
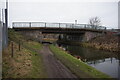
{"left": 49, "top": 44, "right": 112, "bottom": 78}
{"left": 55, "top": 43, "right": 119, "bottom": 79}
{"left": 57, "top": 34, "right": 119, "bottom": 52}
{"left": 3, "top": 29, "right": 47, "bottom": 78}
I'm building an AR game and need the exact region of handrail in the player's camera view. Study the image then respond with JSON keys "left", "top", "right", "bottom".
{"left": 12, "top": 22, "right": 106, "bottom": 30}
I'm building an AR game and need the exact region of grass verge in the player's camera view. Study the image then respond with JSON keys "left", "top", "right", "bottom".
{"left": 3, "top": 29, "right": 47, "bottom": 78}
{"left": 27, "top": 49, "right": 47, "bottom": 78}
{"left": 50, "top": 45, "right": 112, "bottom": 78}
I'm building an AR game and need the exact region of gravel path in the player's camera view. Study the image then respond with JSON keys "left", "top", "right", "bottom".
{"left": 40, "top": 44, "right": 77, "bottom": 78}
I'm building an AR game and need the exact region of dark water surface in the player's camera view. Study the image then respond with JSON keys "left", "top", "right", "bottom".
{"left": 58, "top": 44, "right": 120, "bottom": 78}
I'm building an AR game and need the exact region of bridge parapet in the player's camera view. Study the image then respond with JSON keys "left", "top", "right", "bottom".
{"left": 12, "top": 22, "right": 106, "bottom": 30}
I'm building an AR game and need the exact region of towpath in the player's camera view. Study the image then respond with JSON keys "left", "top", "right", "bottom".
{"left": 40, "top": 44, "right": 77, "bottom": 78}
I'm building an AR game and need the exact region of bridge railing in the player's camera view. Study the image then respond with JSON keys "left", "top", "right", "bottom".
{"left": 12, "top": 22, "right": 106, "bottom": 30}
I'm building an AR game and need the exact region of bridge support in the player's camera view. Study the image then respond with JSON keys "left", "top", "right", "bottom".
{"left": 58, "top": 32, "right": 102, "bottom": 42}
{"left": 15, "top": 29, "right": 104, "bottom": 44}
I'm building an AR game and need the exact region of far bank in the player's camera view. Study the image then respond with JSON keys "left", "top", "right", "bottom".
{"left": 57, "top": 33, "right": 119, "bottom": 53}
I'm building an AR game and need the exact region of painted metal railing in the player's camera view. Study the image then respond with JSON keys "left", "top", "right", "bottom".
{"left": 12, "top": 22, "right": 106, "bottom": 30}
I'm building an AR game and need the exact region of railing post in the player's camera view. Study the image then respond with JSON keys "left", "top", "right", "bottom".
{"left": 66, "top": 24, "right": 67, "bottom": 28}
{"left": 29, "top": 22, "right": 31, "bottom": 27}
{"left": 45, "top": 23, "right": 46, "bottom": 28}
{"left": 72, "top": 24, "right": 74, "bottom": 28}
{"left": 105, "top": 27, "right": 106, "bottom": 30}
{"left": 84, "top": 24, "right": 86, "bottom": 28}
{"left": 59, "top": 23, "right": 60, "bottom": 28}
{"left": 13, "top": 22, "right": 14, "bottom": 27}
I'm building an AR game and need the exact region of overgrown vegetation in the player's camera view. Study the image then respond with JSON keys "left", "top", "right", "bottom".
{"left": 81, "top": 34, "right": 119, "bottom": 52}
{"left": 50, "top": 45, "right": 112, "bottom": 78}
{"left": 3, "top": 29, "right": 47, "bottom": 78}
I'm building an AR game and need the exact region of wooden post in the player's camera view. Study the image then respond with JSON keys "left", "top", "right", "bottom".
{"left": 19, "top": 40, "right": 20, "bottom": 51}
{"left": 11, "top": 41, "right": 13, "bottom": 58}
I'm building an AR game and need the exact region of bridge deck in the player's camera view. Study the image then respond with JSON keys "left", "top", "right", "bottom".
{"left": 13, "top": 27, "right": 106, "bottom": 34}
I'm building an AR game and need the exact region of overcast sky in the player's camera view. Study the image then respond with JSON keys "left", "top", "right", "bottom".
{"left": 0, "top": 0, "right": 119, "bottom": 29}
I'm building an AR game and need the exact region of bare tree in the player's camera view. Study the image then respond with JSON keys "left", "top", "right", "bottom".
{"left": 89, "top": 17, "right": 101, "bottom": 29}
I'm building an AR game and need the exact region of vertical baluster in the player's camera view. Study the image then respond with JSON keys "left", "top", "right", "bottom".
{"left": 59, "top": 23, "right": 60, "bottom": 28}
{"left": 45, "top": 23, "right": 46, "bottom": 27}
{"left": 29, "top": 22, "right": 31, "bottom": 27}
{"left": 13, "top": 22, "right": 14, "bottom": 27}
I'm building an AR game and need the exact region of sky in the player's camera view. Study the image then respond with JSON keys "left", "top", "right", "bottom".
{"left": 0, "top": 0, "right": 119, "bottom": 29}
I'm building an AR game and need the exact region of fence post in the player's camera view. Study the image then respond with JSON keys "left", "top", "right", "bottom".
{"left": 11, "top": 41, "right": 13, "bottom": 58}
{"left": 19, "top": 40, "right": 20, "bottom": 51}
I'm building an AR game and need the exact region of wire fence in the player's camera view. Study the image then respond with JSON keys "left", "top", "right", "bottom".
{"left": 12, "top": 22, "right": 106, "bottom": 30}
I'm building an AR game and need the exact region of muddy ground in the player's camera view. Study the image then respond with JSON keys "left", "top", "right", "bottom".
{"left": 40, "top": 44, "right": 77, "bottom": 78}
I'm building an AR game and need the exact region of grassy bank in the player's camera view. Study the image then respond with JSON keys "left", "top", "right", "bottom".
{"left": 26, "top": 46, "right": 47, "bottom": 78}
{"left": 3, "top": 29, "right": 47, "bottom": 78}
{"left": 24, "top": 41, "right": 47, "bottom": 78}
{"left": 50, "top": 45, "right": 112, "bottom": 78}
{"left": 3, "top": 42, "right": 32, "bottom": 78}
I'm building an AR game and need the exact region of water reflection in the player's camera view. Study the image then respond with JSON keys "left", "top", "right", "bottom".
{"left": 58, "top": 44, "right": 119, "bottom": 78}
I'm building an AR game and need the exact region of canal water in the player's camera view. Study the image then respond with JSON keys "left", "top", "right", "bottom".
{"left": 58, "top": 44, "right": 120, "bottom": 78}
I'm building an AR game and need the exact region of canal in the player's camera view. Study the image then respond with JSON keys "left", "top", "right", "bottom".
{"left": 58, "top": 43, "right": 120, "bottom": 78}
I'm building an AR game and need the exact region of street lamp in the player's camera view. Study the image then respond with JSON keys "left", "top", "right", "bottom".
{"left": 74, "top": 20, "right": 77, "bottom": 28}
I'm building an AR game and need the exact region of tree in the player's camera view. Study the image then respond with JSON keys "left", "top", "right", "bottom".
{"left": 89, "top": 17, "right": 101, "bottom": 29}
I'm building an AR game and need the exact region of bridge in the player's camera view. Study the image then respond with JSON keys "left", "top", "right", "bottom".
{"left": 12, "top": 22, "right": 107, "bottom": 42}
{"left": 13, "top": 22, "right": 107, "bottom": 34}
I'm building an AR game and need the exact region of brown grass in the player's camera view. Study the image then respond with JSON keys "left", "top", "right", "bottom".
{"left": 3, "top": 41, "right": 32, "bottom": 78}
